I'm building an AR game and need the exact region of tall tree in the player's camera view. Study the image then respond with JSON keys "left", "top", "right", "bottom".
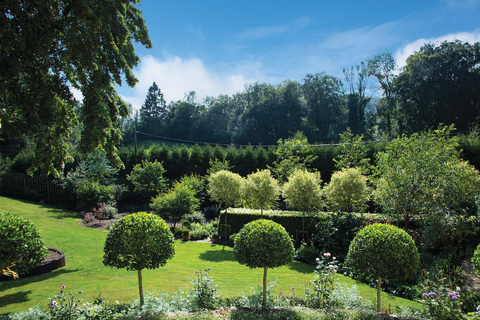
{"left": 394, "top": 40, "right": 480, "bottom": 133}
{"left": 1, "top": 0, "right": 152, "bottom": 176}
{"left": 366, "top": 52, "right": 398, "bottom": 138}
{"left": 238, "top": 83, "right": 279, "bottom": 145}
{"left": 303, "top": 73, "right": 345, "bottom": 142}
{"left": 140, "top": 82, "right": 167, "bottom": 134}
{"left": 343, "top": 63, "right": 371, "bottom": 136}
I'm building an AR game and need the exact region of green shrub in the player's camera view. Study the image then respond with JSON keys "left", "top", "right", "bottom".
{"left": 305, "top": 253, "right": 339, "bottom": 309}
{"left": 126, "top": 159, "right": 168, "bottom": 200}
{"left": 90, "top": 202, "right": 118, "bottom": 219}
{"left": 203, "top": 205, "right": 220, "bottom": 220}
{"left": 234, "top": 219, "right": 295, "bottom": 307}
{"left": 472, "top": 243, "right": 480, "bottom": 275}
{"left": 345, "top": 223, "right": 419, "bottom": 312}
{"left": 189, "top": 221, "right": 215, "bottom": 240}
{"left": 243, "top": 169, "right": 280, "bottom": 216}
{"left": 150, "top": 185, "right": 200, "bottom": 229}
{"left": 294, "top": 242, "right": 319, "bottom": 265}
{"left": 0, "top": 212, "right": 48, "bottom": 276}
{"left": 76, "top": 180, "right": 118, "bottom": 210}
{"left": 181, "top": 212, "right": 207, "bottom": 228}
{"left": 189, "top": 269, "right": 218, "bottom": 310}
{"left": 324, "top": 167, "right": 370, "bottom": 212}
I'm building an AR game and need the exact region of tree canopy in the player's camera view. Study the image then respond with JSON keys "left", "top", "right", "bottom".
{"left": 394, "top": 40, "right": 480, "bottom": 133}
{"left": 1, "top": 0, "right": 152, "bottom": 176}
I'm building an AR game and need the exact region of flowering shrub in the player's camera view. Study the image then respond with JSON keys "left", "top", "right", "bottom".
{"left": 304, "top": 252, "right": 339, "bottom": 309}
{"left": 419, "top": 289, "right": 467, "bottom": 320}
{"left": 47, "top": 285, "right": 83, "bottom": 320}
{"left": 189, "top": 268, "right": 218, "bottom": 310}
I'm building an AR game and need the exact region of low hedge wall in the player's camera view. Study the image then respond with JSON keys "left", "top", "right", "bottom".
{"left": 218, "top": 209, "right": 480, "bottom": 257}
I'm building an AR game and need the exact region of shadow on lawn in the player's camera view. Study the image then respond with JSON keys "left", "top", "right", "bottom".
{"left": 0, "top": 268, "right": 79, "bottom": 290}
{"left": 46, "top": 207, "right": 79, "bottom": 220}
{"left": 198, "top": 248, "right": 237, "bottom": 262}
{"left": 0, "top": 290, "right": 32, "bottom": 310}
{"left": 287, "top": 261, "right": 316, "bottom": 274}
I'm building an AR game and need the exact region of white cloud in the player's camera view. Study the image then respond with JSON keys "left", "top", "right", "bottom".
{"left": 119, "top": 55, "right": 259, "bottom": 110}
{"left": 395, "top": 30, "right": 480, "bottom": 68}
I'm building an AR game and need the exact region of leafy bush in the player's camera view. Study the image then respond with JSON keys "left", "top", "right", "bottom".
{"left": 57, "top": 151, "right": 126, "bottom": 211}
{"left": 150, "top": 184, "right": 200, "bottom": 229}
{"left": 324, "top": 167, "right": 370, "bottom": 212}
{"left": 345, "top": 223, "right": 419, "bottom": 312}
{"left": 471, "top": 243, "right": 480, "bottom": 275}
{"left": 189, "top": 269, "right": 218, "bottom": 310}
{"left": 126, "top": 159, "right": 168, "bottom": 199}
{"left": 189, "top": 222, "right": 215, "bottom": 240}
{"left": 305, "top": 253, "right": 339, "bottom": 309}
{"left": 203, "top": 205, "right": 220, "bottom": 220}
{"left": 294, "top": 242, "right": 319, "bottom": 265}
{"left": 76, "top": 180, "right": 119, "bottom": 210}
{"left": 0, "top": 212, "right": 48, "bottom": 276}
{"left": 243, "top": 169, "right": 280, "bottom": 216}
{"left": 89, "top": 202, "right": 118, "bottom": 220}
{"left": 182, "top": 212, "right": 207, "bottom": 228}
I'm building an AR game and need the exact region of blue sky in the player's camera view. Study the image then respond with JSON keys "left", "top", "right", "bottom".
{"left": 110, "top": 0, "right": 480, "bottom": 110}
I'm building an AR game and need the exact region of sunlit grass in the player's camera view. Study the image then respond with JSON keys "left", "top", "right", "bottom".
{"left": 0, "top": 196, "right": 420, "bottom": 315}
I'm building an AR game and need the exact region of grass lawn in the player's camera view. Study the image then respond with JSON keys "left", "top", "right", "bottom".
{"left": 0, "top": 196, "right": 420, "bottom": 315}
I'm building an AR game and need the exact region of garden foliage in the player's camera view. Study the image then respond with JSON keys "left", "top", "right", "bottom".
{"left": 126, "top": 159, "right": 168, "bottom": 199}
{"left": 243, "top": 169, "right": 280, "bottom": 215}
{"left": 150, "top": 184, "right": 200, "bottom": 229}
{"left": 324, "top": 167, "right": 370, "bottom": 212}
{"left": 0, "top": 212, "right": 47, "bottom": 276}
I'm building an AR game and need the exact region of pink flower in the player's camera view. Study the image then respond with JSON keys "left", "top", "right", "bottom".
{"left": 52, "top": 300, "right": 58, "bottom": 306}
{"left": 316, "top": 258, "right": 320, "bottom": 261}
{"left": 327, "top": 265, "right": 334, "bottom": 269}
{"left": 324, "top": 253, "right": 331, "bottom": 258}
{"left": 61, "top": 285, "right": 66, "bottom": 289}
{"left": 333, "top": 257, "right": 336, "bottom": 260}
{"left": 291, "top": 287, "right": 295, "bottom": 290}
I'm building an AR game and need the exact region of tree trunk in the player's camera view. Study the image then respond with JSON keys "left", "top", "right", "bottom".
{"left": 138, "top": 269, "right": 144, "bottom": 306}
{"left": 263, "top": 267, "right": 267, "bottom": 308}
{"left": 377, "top": 276, "right": 381, "bottom": 313}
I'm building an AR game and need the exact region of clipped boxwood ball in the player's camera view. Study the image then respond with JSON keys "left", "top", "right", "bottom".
{"left": 345, "top": 223, "right": 419, "bottom": 282}
{"left": 234, "top": 219, "right": 295, "bottom": 269}
{"left": 0, "top": 212, "right": 48, "bottom": 276}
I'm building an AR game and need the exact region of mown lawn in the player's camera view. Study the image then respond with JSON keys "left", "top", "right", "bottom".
{"left": 0, "top": 196, "right": 420, "bottom": 315}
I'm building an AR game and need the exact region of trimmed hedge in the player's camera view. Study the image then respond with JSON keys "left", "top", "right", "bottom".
{"left": 219, "top": 209, "right": 395, "bottom": 253}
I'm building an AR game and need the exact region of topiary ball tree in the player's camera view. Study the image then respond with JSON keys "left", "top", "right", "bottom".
{"left": 234, "top": 219, "right": 295, "bottom": 307}
{"left": 103, "top": 212, "right": 175, "bottom": 306}
{"left": 0, "top": 212, "right": 48, "bottom": 277}
{"left": 345, "top": 223, "right": 419, "bottom": 312}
